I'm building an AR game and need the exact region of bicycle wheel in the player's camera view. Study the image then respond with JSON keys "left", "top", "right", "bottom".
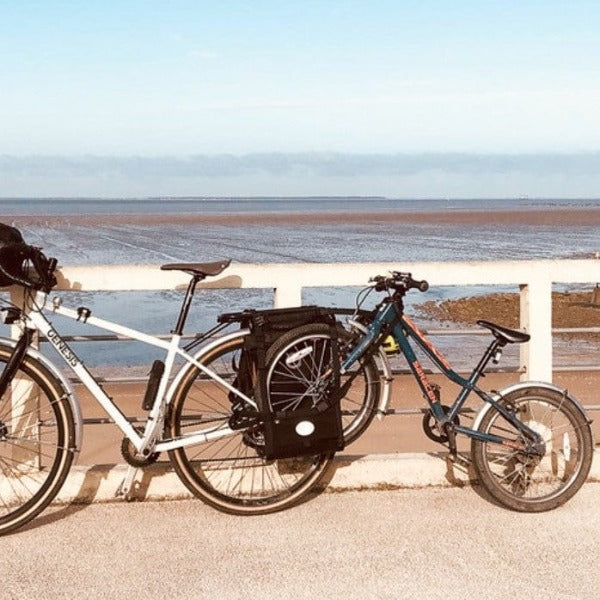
{"left": 265, "top": 323, "right": 380, "bottom": 445}
{"left": 0, "top": 346, "right": 75, "bottom": 535}
{"left": 167, "top": 334, "right": 333, "bottom": 515}
{"left": 471, "top": 386, "right": 593, "bottom": 512}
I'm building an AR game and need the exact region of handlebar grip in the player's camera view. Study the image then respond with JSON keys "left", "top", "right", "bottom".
{"left": 414, "top": 279, "right": 429, "bottom": 293}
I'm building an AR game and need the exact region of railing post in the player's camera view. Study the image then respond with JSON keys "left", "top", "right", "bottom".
{"left": 273, "top": 283, "right": 302, "bottom": 308}
{"left": 519, "top": 276, "right": 553, "bottom": 382}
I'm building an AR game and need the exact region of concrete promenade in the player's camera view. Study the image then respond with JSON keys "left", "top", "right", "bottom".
{"left": 3, "top": 485, "right": 600, "bottom": 599}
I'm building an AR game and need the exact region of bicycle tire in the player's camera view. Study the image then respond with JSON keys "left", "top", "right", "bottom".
{"left": 265, "top": 323, "right": 380, "bottom": 445}
{"left": 167, "top": 335, "right": 333, "bottom": 515}
{"left": 471, "top": 386, "right": 593, "bottom": 512}
{"left": 0, "top": 345, "right": 76, "bottom": 535}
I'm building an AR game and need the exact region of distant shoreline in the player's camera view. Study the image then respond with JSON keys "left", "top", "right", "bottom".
{"left": 6, "top": 206, "right": 600, "bottom": 227}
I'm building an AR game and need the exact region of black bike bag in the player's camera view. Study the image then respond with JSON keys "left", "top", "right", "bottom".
{"left": 218, "top": 305, "right": 345, "bottom": 459}
{"left": 0, "top": 224, "right": 28, "bottom": 287}
{"left": 0, "top": 223, "right": 57, "bottom": 291}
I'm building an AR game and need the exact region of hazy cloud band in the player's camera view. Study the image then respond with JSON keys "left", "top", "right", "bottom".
{"left": 2, "top": 152, "right": 600, "bottom": 179}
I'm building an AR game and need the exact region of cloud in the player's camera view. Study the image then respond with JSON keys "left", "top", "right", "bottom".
{"left": 2, "top": 152, "right": 600, "bottom": 180}
{"left": 2, "top": 152, "right": 600, "bottom": 197}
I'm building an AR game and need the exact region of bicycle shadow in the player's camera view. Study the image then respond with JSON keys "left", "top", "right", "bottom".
{"left": 14, "top": 464, "right": 114, "bottom": 535}
{"left": 12, "top": 451, "right": 509, "bottom": 536}
{"left": 321, "top": 451, "right": 506, "bottom": 508}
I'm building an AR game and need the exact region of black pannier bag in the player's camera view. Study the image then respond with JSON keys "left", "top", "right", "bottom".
{"left": 218, "top": 306, "right": 345, "bottom": 460}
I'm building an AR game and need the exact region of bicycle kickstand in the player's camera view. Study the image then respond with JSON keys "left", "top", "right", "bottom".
{"left": 115, "top": 465, "right": 140, "bottom": 501}
{"left": 445, "top": 425, "right": 458, "bottom": 461}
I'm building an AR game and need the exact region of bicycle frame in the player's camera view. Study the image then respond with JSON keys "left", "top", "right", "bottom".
{"left": 342, "top": 301, "right": 542, "bottom": 450}
{"left": 20, "top": 290, "right": 257, "bottom": 456}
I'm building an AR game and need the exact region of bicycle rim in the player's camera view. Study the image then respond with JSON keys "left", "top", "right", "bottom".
{"left": 0, "top": 350, "right": 74, "bottom": 534}
{"left": 168, "top": 335, "right": 332, "bottom": 515}
{"left": 472, "top": 388, "right": 593, "bottom": 511}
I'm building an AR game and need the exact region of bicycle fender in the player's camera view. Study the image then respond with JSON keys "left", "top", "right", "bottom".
{"left": 473, "top": 380, "right": 592, "bottom": 433}
{"left": 347, "top": 318, "right": 392, "bottom": 418}
{"left": 0, "top": 336, "right": 83, "bottom": 458}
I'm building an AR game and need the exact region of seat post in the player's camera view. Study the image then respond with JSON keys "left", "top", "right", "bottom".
{"left": 173, "top": 275, "right": 201, "bottom": 336}
{"left": 469, "top": 336, "right": 505, "bottom": 383}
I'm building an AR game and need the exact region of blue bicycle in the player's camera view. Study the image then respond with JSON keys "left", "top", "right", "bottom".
{"left": 264, "top": 272, "right": 594, "bottom": 512}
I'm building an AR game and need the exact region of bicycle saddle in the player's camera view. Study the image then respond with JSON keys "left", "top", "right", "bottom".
{"left": 477, "top": 320, "right": 530, "bottom": 344}
{"left": 161, "top": 259, "right": 231, "bottom": 278}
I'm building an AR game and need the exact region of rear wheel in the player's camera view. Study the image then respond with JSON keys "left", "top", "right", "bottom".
{"left": 472, "top": 386, "right": 593, "bottom": 512}
{"left": 0, "top": 346, "right": 75, "bottom": 535}
{"left": 168, "top": 335, "right": 332, "bottom": 515}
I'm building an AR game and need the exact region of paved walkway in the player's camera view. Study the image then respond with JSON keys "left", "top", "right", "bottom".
{"left": 2, "top": 484, "right": 600, "bottom": 599}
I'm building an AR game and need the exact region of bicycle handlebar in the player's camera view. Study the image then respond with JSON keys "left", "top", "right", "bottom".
{"left": 370, "top": 271, "right": 429, "bottom": 294}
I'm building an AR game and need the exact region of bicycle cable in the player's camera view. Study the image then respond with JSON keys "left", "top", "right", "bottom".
{"left": 354, "top": 285, "right": 373, "bottom": 312}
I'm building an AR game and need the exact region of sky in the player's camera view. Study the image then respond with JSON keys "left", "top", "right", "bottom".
{"left": 1, "top": 1, "right": 600, "bottom": 197}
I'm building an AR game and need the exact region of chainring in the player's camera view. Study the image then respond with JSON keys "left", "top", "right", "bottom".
{"left": 422, "top": 405, "right": 460, "bottom": 444}
{"left": 121, "top": 427, "right": 160, "bottom": 467}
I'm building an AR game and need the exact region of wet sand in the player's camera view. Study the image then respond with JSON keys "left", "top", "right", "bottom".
{"left": 8, "top": 206, "right": 600, "bottom": 228}
{"left": 419, "top": 290, "right": 600, "bottom": 330}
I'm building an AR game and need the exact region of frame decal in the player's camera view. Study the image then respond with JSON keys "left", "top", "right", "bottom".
{"left": 46, "top": 327, "right": 80, "bottom": 368}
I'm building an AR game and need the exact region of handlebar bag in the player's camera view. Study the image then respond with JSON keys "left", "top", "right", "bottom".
{"left": 0, "top": 224, "right": 28, "bottom": 287}
{"left": 0, "top": 223, "right": 57, "bottom": 291}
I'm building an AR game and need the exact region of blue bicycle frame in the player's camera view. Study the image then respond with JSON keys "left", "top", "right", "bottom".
{"left": 341, "top": 300, "right": 543, "bottom": 451}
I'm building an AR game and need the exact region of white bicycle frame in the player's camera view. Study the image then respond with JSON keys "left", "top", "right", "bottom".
{"left": 23, "top": 290, "right": 257, "bottom": 457}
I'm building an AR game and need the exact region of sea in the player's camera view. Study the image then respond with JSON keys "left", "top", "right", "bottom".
{"left": 2, "top": 197, "right": 600, "bottom": 373}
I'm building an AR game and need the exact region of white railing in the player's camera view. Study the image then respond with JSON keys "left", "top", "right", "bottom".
{"left": 12, "top": 258, "right": 600, "bottom": 381}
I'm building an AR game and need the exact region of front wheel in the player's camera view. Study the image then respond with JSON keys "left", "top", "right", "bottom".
{"left": 471, "top": 386, "right": 593, "bottom": 512}
{"left": 167, "top": 334, "right": 333, "bottom": 515}
{"left": 0, "top": 346, "right": 76, "bottom": 535}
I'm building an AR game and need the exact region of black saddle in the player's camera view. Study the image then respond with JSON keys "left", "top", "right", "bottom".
{"left": 477, "top": 320, "right": 530, "bottom": 344}
{"left": 161, "top": 259, "right": 231, "bottom": 279}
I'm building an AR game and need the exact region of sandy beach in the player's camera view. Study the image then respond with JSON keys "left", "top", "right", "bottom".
{"left": 7, "top": 206, "right": 600, "bottom": 228}
{"left": 76, "top": 369, "right": 600, "bottom": 464}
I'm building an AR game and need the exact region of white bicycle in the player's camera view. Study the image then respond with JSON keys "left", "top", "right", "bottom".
{"left": 0, "top": 232, "right": 361, "bottom": 534}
